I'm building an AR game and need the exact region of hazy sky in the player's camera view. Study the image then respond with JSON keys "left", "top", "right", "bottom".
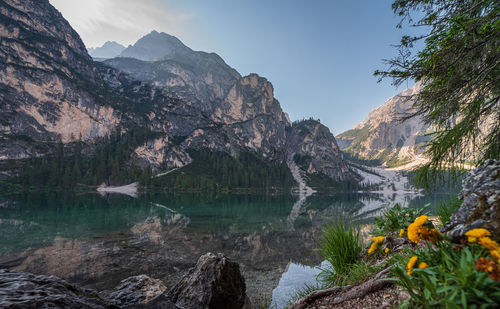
{"left": 49, "top": 0, "right": 419, "bottom": 134}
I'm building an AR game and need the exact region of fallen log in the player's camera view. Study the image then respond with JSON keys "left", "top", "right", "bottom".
{"left": 289, "top": 266, "right": 393, "bottom": 309}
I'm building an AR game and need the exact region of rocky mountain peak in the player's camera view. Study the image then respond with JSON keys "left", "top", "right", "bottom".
{"left": 119, "top": 30, "right": 192, "bottom": 61}
{"left": 288, "top": 120, "right": 349, "bottom": 180}
{"left": 88, "top": 41, "right": 125, "bottom": 59}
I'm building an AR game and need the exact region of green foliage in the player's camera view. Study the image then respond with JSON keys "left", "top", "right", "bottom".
{"left": 150, "top": 149, "right": 296, "bottom": 192}
{"left": 372, "top": 204, "right": 428, "bottom": 236}
{"left": 338, "top": 260, "right": 384, "bottom": 286}
{"left": 391, "top": 242, "right": 500, "bottom": 308}
{"left": 343, "top": 152, "right": 382, "bottom": 167}
{"left": 436, "top": 196, "right": 461, "bottom": 226}
{"left": 317, "top": 217, "right": 363, "bottom": 283}
{"left": 375, "top": 0, "right": 500, "bottom": 184}
{"left": 10, "top": 127, "right": 158, "bottom": 191}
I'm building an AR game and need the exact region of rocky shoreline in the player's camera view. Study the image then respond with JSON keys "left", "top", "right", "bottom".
{"left": 0, "top": 253, "right": 250, "bottom": 309}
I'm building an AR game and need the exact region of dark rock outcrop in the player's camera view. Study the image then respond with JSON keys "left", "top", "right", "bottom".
{"left": 442, "top": 160, "right": 500, "bottom": 241}
{"left": 0, "top": 269, "right": 115, "bottom": 308}
{"left": 164, "top": 252, "right": 250, "bottom": 309}
{"left": 107, "top": 275, "right": 166, "bottom": 308}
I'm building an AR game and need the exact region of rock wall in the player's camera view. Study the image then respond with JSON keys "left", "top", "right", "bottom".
{"left": 442, "top": 160, "right": 500, "bottom": 241}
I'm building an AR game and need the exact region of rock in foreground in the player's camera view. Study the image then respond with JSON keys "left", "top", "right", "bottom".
{"left": 0, "top": 253, "right": 249, "bottom": 309}
{"left": 147, "top": 253, "right": 250, "bottom": 309}
{"left": 442, "top": 159, "right": 500, "bottom": 240}
{"left": 0, "top": 270, "right": 114, "bottom": 308}
{"left": 107, "top": 275, "right": 166, "bottom": 308}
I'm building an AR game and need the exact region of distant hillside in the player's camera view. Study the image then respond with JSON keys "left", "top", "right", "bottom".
{"left": 337, "top": 83, "right": 430, "bottom": 168}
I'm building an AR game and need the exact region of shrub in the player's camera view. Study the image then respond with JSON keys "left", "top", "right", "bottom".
{"left": 435, "top": 197, "right": 461, "bottom": 226}
{"left": 317, "top": 217, "right": 363, "bottom": 284}
{"left": 372, "top": 204, "right": 428, "bottom": 236}
{"left": 392, "top": 242, "right": 500, "bottom": 308}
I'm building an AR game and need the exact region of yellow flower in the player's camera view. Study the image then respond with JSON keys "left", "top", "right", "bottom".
{"left": 414, "top": 215, "right": 429, "bottom": 226}
{"left": 399, "top": 229, "right": 405, "bottom": 237}
{"left": 478, "top": 237, "right": 500, "bottom": 251}
{"left": 384, "top": 248, "right": 390, "bottom": 254}
{"left": 465, "top": 228, "right": 491, "bottom": 243}
{"left": 490, "top": 249, "right": 500, "bottom": 260}
{"left": 406, "top": 256, "right": 418, "bottom": 276}
{"left": 418, "top": 262, "right": 428, "bottom": 269}
{"left": 408, "top": 215, "right": 430, "bottom": 243}
{"left": 368, "top": 236, "right": 385, "bottom": 254}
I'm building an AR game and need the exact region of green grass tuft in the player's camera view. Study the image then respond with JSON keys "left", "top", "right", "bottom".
{"left": 317, "top": 217, "right": 363, "bottom": 283}
{"left": 435, "top": 196, "right": 461, "bottom": 225}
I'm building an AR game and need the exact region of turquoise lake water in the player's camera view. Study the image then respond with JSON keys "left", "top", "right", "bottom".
{"left": 0, "top": 191, "right": 454, "bottom": 306}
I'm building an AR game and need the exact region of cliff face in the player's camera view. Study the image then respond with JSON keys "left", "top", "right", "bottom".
{"left": 0, "top": 0, "right": 121, "bottom": 159}
{"left": 337, "top": 83, "right": 429, "bottom": 167}
{"left": 0, "top": 1, "right": 350, "bottom": 183}
{"left": 287, "top": 120, "right": 349, "bottom": 180}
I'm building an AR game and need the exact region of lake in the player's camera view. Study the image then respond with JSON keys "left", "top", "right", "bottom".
{"left": 0, "top": 190, "right": 453, "bottom": 307}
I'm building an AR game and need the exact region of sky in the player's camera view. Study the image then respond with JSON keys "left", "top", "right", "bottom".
{"left": 49, "top": 0, "right": 420, "bottom": 135}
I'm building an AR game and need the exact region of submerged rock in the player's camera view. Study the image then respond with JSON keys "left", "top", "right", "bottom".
{"left": 107, "top": 275, "right": 166, "bottom": 308}
{"left": 0, "top": 269, "right": 115, "bottom": 308}
{"left": 442, "top": 160, "right": 500, "bottom": 241}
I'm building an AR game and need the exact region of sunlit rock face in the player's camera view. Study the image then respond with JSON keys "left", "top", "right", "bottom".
{"left": 337, "top": 83, "right": 429, "bottom": 166}
{"left": 0, "top": 0, "right": 122, "bottom": 159}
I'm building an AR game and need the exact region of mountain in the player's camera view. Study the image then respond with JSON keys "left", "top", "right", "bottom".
{"left": 0, "top": 0, "right": 121, "bottom": 161}
{"left": 0, "top": 0, "right": 350, "bottom": 189}
{"left": 88, "top": 41, "right": 125, "bottom": 59}
{"left": 336, "top": 83, "right": 429, "bottom": 167}
{"left": 119, "top": 31, "right": 192, "bottom": 61}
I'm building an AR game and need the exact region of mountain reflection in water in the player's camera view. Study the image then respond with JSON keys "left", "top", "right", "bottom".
{"left": 0, "top": 191, "right": 452, "bottom": 306}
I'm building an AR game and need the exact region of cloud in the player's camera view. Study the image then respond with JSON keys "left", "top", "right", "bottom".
{"left": 49, "top": 0, "right": 193, "bottom": 48}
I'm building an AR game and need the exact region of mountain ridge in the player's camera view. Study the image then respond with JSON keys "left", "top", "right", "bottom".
{"left": 0, "top": 0, "right": 351, "bottom": 189}
{"left": 88, "top": 41, "right": 125, "bottom": 59}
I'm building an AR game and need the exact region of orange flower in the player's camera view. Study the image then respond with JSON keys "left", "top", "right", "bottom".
{"left": 475, "top": 257, "right": 500, "bottom": 281}
{"left": 384, "top": 248, "right": 390, "bottom": 254}
{"left": 418, "top": 262, "right": 428, "bottom": 269}
{"left": 399, "top": 229, "right": 405, "bottom": 237}
{"left": 478, "top": 237, "right": 500, "bottom": 251}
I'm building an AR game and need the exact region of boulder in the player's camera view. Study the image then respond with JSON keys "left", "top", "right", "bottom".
{"left": 442, "top": 159, "right": 500, "bottom": 241}
{"left": 107, "top": 275, "right": 166, "bottom": 308}
{"left": 0, "top": 269, "right": 115, "bottom": 309}
{"left": 150, "top": 253, "right": 250, "bottom": 309}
